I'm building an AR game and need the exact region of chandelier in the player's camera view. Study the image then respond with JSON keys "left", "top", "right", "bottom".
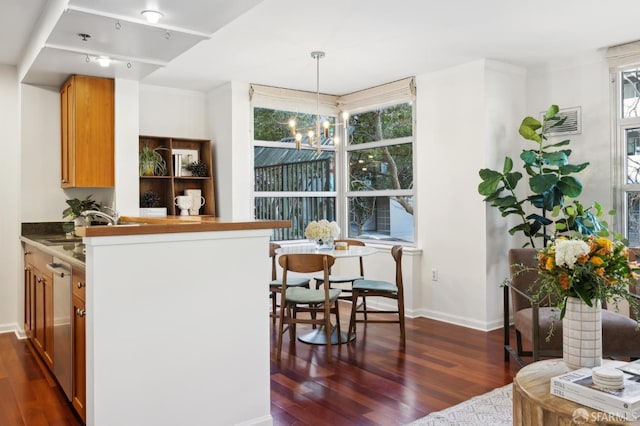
{"left": 288, "top": 51, "right": 349, "bottom": 152}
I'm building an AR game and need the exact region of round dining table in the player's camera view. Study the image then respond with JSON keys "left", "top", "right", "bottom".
{"left": 275, "top": 243, "right": 377, "bottom": 345}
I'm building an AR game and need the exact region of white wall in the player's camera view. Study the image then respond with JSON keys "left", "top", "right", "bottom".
{"left": 21, "top": 83, "right": 114, "bottom": 222}
{"left": 139, "top": 85, "right": 207, "bottom": 138}
{"left": 206, "top": 82, "right": 252, "bottom": 219}
{"left": 207, "top": 84, "right": 233, "bottom": 218}
{"left": 415, "top": 59, "right": 526, "bottom": 330}
{"left": 114, "top": 79, "right": 140, "bottom": 216}
{"left": 0, "top": 66, "right": 21, "bottom": 333}
{"left": 21, "top": 84, "right": 64, "bottom": 222}
{"left": 526, "top": 51, "right": 612, "bottom": 218}
{"left": 483, "top": 61, "right": 527, "bottom": 327}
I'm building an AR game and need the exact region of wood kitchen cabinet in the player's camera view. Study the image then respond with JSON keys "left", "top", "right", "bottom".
{"left": 23, "top": 244, "right": 54, "bottom": 370}
{"left": 60, "top": 75, "right": 114, "bottom": 188}
{"left": 139, "top": 136, "right": 216, "bottom": 216}
{"left": 71, "top": 268, "right": 86, "bottom": 423}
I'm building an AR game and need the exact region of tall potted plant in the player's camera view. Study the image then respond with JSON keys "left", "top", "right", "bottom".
{"left": 483, "top": 105, "right": 638, "bottom": 369}
{"left": 478, "top": 105, "right": 611, "bottom": 248}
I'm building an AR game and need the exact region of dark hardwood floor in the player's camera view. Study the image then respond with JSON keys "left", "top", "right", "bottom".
{"left": 0, "top": 332, "right": 81, "bottom": 426}
{"left": 270, "top": 302, "right": 522, "bottom": 425}
{"left": 0, "top": 304, "right": 522, "bottom": 425}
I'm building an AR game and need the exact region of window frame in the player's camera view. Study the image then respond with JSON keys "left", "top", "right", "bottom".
{"left": 612, "top": 64, "right": 640, "bottom": 242}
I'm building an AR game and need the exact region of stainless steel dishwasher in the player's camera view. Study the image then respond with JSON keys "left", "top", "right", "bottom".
{"left": 47, "top": 258, "right": 72, "bottom": 400}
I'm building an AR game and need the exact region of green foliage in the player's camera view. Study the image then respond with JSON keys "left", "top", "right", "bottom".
{"left": 139, "top": 144, "right": 167, "bottom": 176}
{"left": 478, "top": 105, "right": 610, "bottom": 248}
{"left": 62, "top": 195, "right": 101, "bottom": 220}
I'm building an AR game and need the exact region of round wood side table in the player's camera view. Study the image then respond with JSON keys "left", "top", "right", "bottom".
{"left": 512, "top": 359, "right": 640, "bottom": 425}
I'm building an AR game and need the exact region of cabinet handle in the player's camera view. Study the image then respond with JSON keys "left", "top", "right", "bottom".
{"left": 77, "top": 281, "right": 85, "bottom": 289}
{"left": 76, "top": 308, "right": 86, "bottom": 317}
{"left": 24, "top": 251, "right": 32, "bottom": 255}
{"left": 37, "top": 277, "right": 42, "bottom": 283}
{"left": 61, "top": 179, "right": 67, "bottom": 184}
{"left": 46, "top": 263, "right": 67, "bottom": 277}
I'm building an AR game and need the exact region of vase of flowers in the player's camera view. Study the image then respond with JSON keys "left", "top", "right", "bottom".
{"left": 536, "top": 236, "right": 639, "bottom": 369}
{"left": 304, "top": 220, "right": 340, "bottom": 250}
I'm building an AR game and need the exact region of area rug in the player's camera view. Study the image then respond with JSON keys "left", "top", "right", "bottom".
{"left": 405, "top": 384, "right": 512, "bottom": 426}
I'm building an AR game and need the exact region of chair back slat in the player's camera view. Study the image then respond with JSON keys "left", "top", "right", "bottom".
{"left": 334, "top": 239, "right": 365, "bottom": 276}
{"left": 392, "top": 245, "right": 403, "bottom": 291}
{"left": 279, "top": 253, "right": 335, "bottom": 273}
{"left": 269, "top": 242, "right": 281, "bottom": 281}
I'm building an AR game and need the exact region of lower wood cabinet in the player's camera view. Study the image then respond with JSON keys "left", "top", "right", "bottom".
{"left": 23, "top": 245, "right": 54, "bottom": 371}
{"left": 23, "top": 243, "right": 86, "bottom": 423}
{"left": 71, "top": 269, "right": 86, "bottom": 423}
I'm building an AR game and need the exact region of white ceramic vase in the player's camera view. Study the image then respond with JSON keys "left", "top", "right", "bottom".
{"left": 563, "top": 297, "right": 602, "bottom": 370}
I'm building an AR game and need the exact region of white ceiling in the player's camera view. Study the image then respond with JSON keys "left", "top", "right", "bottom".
{"left": 4, "top": 0, "right": 640, "bottom": 95}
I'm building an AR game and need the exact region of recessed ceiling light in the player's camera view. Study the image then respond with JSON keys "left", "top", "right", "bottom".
{"left": 141, "top": 10, "right": 163, "bottom": 24}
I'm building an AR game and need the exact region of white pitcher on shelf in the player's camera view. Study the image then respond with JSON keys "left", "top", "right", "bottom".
{"left": 174, "top": 195, "right": 193, "bottom": 216}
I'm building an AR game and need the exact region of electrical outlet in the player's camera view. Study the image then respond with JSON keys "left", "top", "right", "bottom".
{"left": 431, "top": 268, "right": 438, "bottom": 281}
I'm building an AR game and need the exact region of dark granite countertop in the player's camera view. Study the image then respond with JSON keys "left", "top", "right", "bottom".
{"left": 21, "top": 222, "right": 85, "bottom": 267}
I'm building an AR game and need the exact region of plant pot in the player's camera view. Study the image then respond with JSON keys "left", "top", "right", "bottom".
{"left": 141, "top": 160, "right": 156, "bottom": 176}
{"left": 563, "top": 297, "right": 602, "bottom": 369}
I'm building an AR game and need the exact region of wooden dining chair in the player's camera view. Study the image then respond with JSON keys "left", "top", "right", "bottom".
{"left": 269, "top": 243, "right": 310, "bottom": 323}
{"left": 348, "top": 245, "right": 405, "bottom": 346}
{"left": 276, "top": 253, "right": 341, "bottom": 362}
{"left": 313, "top": 239, "right": 366, "bottom": 306}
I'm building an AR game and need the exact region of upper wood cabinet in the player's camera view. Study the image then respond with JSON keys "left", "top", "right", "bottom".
{"left": 60, "top": 75, "right": 114, "bottom": 188}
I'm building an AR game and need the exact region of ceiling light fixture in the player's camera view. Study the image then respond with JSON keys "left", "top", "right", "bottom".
{"left": 288, "top": 51, "right": 348, "bottom": 152}
{"left": 97, "top": 56, "right": 111, "bottom": 67}
{"left": 141, "top": 10, "right": 164, "bottom": 24}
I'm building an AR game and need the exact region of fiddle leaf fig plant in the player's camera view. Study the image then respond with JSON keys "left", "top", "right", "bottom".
{"left": 478, "top": 105, "right": 611, "bottom": 248}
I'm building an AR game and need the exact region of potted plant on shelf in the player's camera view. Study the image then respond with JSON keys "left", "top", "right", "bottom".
{"left": 139, "top": 144, "right": 168, "bottom": 176}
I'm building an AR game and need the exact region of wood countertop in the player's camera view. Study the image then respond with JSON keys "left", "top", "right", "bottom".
{"left": 75, "top": 216, "right": 291, "bottom": 237}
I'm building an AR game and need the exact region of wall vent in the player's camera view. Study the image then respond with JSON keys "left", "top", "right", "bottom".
{"left": 541, "top": 106, "right": 581, "bottom": 136}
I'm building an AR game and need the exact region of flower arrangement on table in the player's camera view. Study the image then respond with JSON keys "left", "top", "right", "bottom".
{"left": 304, "top": 220, "right": 340, "bottom": 246}
{"left": 535, "top": 235, "right": 640, "bottom": 319}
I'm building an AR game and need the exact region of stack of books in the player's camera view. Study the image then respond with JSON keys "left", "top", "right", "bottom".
{"left": 550, "top": 360, "right": 640, "bottom": 421}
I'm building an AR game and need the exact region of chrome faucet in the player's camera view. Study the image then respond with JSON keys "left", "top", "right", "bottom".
{"left": 81, "top": 209, "right": 120, "bottom": 225}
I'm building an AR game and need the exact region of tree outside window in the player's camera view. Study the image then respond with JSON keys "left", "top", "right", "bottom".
{"left": 347, "top": 102, "right": 414, "bottom": 242}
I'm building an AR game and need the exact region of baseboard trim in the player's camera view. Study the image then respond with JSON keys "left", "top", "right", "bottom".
{"left": 411, "top": 308, "right": 504, "bottom": 332}
{"left": 0, "top": 323, "right": 26, "bottom": 339}
{"left": 233, "top": 414, "right": 273, "bottom": 426}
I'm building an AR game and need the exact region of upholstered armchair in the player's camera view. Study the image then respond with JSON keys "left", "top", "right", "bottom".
{"left": 504, "top": 248, "right": 640, "bottom": 366}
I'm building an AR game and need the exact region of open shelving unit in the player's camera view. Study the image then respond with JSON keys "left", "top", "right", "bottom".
{"left": 139, "top": 135, "right": 216, "bottom": 216}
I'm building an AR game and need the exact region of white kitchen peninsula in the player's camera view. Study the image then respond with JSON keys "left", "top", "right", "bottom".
{"left": 78, "top": 217, "right": 289, "bottom": 426}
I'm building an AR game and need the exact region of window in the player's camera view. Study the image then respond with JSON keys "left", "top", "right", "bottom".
{"left": 607, "top": 41, "right": 640, "bottom": 245}
{"left": 612, "top": 65, "right": 640, "bottom": 245}
{"left": 253, "top": 107, "right": 337, "bottom": 241}
{"left": 346, "top": 103, "right": 414, "bottom": 242}
{"left": 251, "top": 79, "right": 415, "bottom": 243}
